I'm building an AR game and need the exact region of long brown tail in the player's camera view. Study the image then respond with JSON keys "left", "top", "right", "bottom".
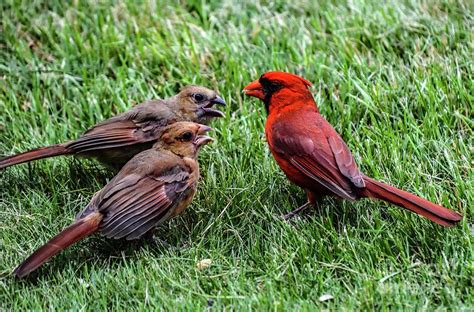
{"left": 362, "top": 176, "right": 462, "bottom": 227}
{"left": 0, "top": 144, "right": 70, "bottom": 169}
{"left": 13, "top": 212, "right": 102, "bottom": 278}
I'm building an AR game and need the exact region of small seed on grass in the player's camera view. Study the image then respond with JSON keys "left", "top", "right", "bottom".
{"left": 318, "top": 294, "right": 333, "bottom": 302}
{"left": 22, "top": 101, "right": 31, "bottom": 111}
{"left": 196, "top": 259, "right": 212, "bottom": 270}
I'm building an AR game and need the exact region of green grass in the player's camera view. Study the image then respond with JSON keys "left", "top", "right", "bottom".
{"left": 1, "top": 0, "right": 473, "bottom": 309}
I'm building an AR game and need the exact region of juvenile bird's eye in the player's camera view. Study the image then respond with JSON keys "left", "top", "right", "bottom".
{"left": 181, "top": 131, "right": 193, "bottom": 141}
{"left": 193, "top": 93, "right": 205, "bottom": 102}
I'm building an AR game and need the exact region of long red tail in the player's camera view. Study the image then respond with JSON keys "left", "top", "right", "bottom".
{"left": 362, "top": 176, "right": 462, "bottom": 227}
{"left": 13, "top": 212, "right": 102, "bottom": 278}
{"left": 0, "top": 144, "right": 70, "bottom": 169}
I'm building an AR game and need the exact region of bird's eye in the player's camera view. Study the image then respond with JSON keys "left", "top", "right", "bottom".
{"left": 193, "top": 93, "right": 205, "bottom": 102}
{"left": 181, "top": 131, "right": 193, "bottom": 141}
{"left": 268, "top": 82, "right": 281, "bottom": 92}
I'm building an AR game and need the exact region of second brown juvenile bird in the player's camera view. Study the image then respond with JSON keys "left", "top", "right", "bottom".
{"left": 13, "top": 121, "right": 213, "bottom": 278}
{"left": 1, "top": 86, "right": 225, "bottom": 170}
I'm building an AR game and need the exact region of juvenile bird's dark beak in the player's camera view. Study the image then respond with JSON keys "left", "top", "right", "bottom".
{"left": 201, "top": 95, "right": 226, "bottom": 118}
{"left": 197, "top": 124, "right": 212, "bottom": 135}
{"left": 195, "top": 124, "right": 213, "bottom": 146}
{"left": 243, "top": 80, "right": 265, "bottom": 100}
{"left": 195, "top": 135, "right": 214, "bottom": 147}
{"left": 211, "top": 95, "right": 226, "bottom": 106}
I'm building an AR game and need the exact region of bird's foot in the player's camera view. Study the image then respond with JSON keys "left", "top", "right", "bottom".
{"left": 152, "top": 237, "right": 176, "bottom": 249}
{"left": 148, "top": 235, "right": 190, "bottom": 252}
{"left": 281, "top": 202, "right": 312, "bottom": 221}
{"left": 281, "top": 211, "right": 299, "bottom": 221}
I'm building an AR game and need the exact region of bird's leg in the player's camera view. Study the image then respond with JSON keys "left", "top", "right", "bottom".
{"left": 143, "top": 230, "right": 176, "bottom": 250}
{"left": 153, "top": 238, "right": 178, "bottom": 250}
{"left": 281, "top": 190, "right": 320, "bottom": 221}
{"left": 282, "top": 201, "right": 312, "bottom": 221}
{"left": 143, "top": 229, "right": 190, "bottom": 251}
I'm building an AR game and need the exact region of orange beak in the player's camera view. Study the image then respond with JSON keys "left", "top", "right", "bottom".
{"left": 243, "top": 80, "right": 265, "bottom": 100}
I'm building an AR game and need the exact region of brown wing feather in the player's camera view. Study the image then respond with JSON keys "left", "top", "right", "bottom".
{"left": 65, "top": 120, "right": 161, "bottom": 153}
{"left": 94, "top": 166, "right": 191, "bottom": 240}
{"left": 107, "top": 193, "right": 173, "bottom": 240}
{"left": 100, "top": 181, "right": 168, "bottom": 229}
{"left": 74, "top": 150, "right": 194, "bottom": 240}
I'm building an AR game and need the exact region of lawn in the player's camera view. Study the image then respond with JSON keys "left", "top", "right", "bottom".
{"left": 0, "top": 0, "right": 473, "bottom": 310}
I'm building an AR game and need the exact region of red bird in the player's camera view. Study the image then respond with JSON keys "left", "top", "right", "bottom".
{"left": 244, "top": 71, "right": 462, "bottom": 226}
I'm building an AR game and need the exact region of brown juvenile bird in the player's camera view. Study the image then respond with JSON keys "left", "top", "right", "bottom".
{"left": 244, "top": 71, "right": 462, "bottom": 226}
{"left": 1, "top": 86, "right": 225, "bottom": 170}
{"left": 13, "top": 121, "right": 213, "bottom": 278}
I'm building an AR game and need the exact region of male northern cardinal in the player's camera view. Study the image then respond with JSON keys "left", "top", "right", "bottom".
{"left": 13, "top": 121, "right": 213, "bottom": 278}
{"left": 1, "top": 86, "right": 225, "bottom": 170}
{"left": 244, "top": 71, "right": 462, "bottom": 226}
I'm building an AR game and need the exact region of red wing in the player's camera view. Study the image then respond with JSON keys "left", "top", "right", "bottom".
{"left": 327, "top": 134, "right": 365, "bottom": 188}
{"left": 289, "top": 156, "right": 357, "bottom": 200}
{"left": 270, "top": 113, "right": 364, "bottom": 200}
{"left": 84, "top": 168, "right": 190, "bottom": 240}
{"left": 65, "top": 120, "right": 159, "bottom": 153}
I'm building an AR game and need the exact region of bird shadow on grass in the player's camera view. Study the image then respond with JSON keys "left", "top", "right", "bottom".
{"left": 279, "top": 195, "right": 458, "bottom": 263}
{"left": 10, "top": 230, "right": 190, "bottom": 284}
{"left": 279, "top": 196, "right": 354, "bottom": 226}
{"left": 0, "top": 158, "right": 114, "bottom": 197}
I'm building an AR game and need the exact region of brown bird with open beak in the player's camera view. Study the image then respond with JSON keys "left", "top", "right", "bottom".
{"left": 1, "top": 86, "right": 225, "bottom": 170}
{"left": 13, "top": 122, "right": 213, "bottom": 278}
{"left": 244, "top": 71, "right": 462, "bottom": 227}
